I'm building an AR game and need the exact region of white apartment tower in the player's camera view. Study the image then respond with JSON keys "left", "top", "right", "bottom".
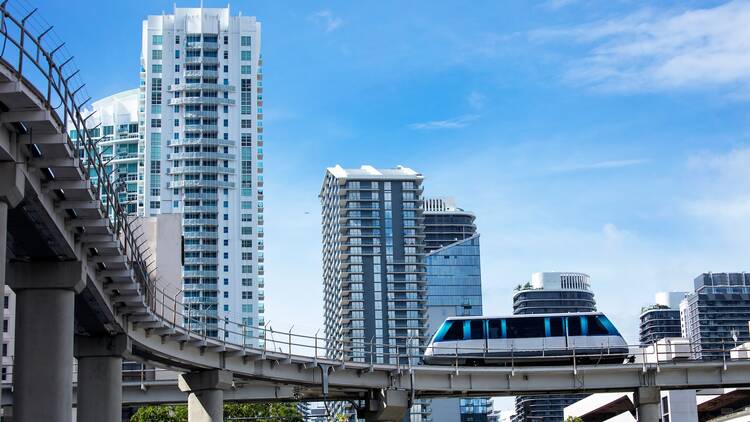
{"left": 141, "top": 7, "right": 264, "bottom": 339}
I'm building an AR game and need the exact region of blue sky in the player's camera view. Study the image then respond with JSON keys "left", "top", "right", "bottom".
{"left": 25, "top": 0, "right": 750, "bottom": 365}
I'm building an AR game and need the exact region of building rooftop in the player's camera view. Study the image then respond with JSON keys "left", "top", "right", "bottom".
{"left": 326, "top": 164, "right": 423, "bottom": 180}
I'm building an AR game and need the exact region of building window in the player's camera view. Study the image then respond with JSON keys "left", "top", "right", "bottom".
{"left": 241, "top": 51, "right": 252, "bottom": 61}
{"left": 150, "top": 119, "right": 161, "bottom": 128}
{"left": 175, "top": 50, "right": 180, "bottom": 59}
{"left": 152, "top": 64, "right": 162, "bottom": 73}
{"left": 242, "top": 291, "right": 253, "bottom": 300}
{"left": 241, "top": 65, "right": 251, "bottom": 74}
{"left": 223, "top": 35, "right": 228, "bottom": 45}
{"left": 241, "top": 36, "right": 252, "bottom": 46}
{"left": 152, "top": 49, "right": 162, "bottom": 60}
{"left": 152, "top": 35, "right": 163, "bottom": 45}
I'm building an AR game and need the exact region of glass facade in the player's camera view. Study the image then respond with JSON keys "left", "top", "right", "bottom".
{"left": 639, "top": 307, "right": 682, "bottom": 345}
{"left": 426, "top": 234, "right": 489, "bottom": 422}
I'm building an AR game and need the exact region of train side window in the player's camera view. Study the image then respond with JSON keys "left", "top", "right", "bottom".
{"left": 596, "top": 315, "right": 620, "bottom": 335}
{"left": 588, "top": 316, "right": 611, "bottom": 336}
{"left": 441, "top": 321, "right": 464, "bottom": 342}
{"left": 506, "top": 317, "right": 545, "bottom": 338}
{"left": 567, "top": 317, "right": 582, "bottom": 336}
{"left": 488, "top": 319, "right": 502, "bottom": 339}
{"left": 549, "top": 317, "right": 564, "bottom": 337}
{"left": 469, "top": 320, "right": 484, "bottom": 340}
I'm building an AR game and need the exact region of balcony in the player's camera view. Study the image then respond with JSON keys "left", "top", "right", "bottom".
{"left": 168, "top": 138, "right": 234, "bottom": 148}
{"left": 185, "top": 56, "right": 219, "bottom": 65}
{"left": 169, "top": 180, "right": 235, "bottom": 189}
{"left": 184, "top": 70, "right": 219, "bottom": 78}
{"left": 184, "top": 110, "right": 219, "bottom": 118}
{"left": 182, "top": 232, "right": 219, "bottom": 240}
{"left": 168, "top": 165, "right": 235, "bottom": 175}
{"left": 169, "top": 83, "right": 235, "bottom": 92}
{"left": 183, "top": 296, "right": 219, "bottom": 304}
{"left": 183, "top": 124, "right": 219, "bottom": 133}
{"left": 171, "top": 151, "right": 235, "bottom": 161}
{"left": 168, "top": 97, "right": 235, "bottom": 106}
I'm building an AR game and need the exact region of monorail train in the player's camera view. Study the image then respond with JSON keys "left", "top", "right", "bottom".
{"left": 423, "top": 312, "right": 629, "bottom": 365}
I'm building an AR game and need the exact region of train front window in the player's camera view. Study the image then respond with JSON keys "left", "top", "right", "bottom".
{"left": 595, "top": 315, "right": 620, "bottom": 336}
{"left": 441, "top": 321, "right": 464, "bottom": 342}
{"left": 469, "top": 320, "right": 484, "bottom": 340}
{"left": 567, "top": 317, "right": 582, "bottom": 336}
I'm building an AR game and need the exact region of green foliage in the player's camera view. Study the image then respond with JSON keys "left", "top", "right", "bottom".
{"left": 564, "top": 417, "right": 584, "bottom": 422}
{"left": 131, "top": 402, "right": 302, "bottom": 422}
{"left": 130, "top": 405, "right": 187, "bottom": 422}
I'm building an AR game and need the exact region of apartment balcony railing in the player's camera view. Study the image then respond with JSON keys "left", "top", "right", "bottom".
{"left": 183, "top": 232, "right": 219, "bottom": 240}
{"left": 184, "top": 70, "right": 219, "bottom": 78}
{"left": 168, "top": 180, "right": 235, "bottom": 189}
{"left": 170, "top": 83, "right": 235, "bottom": 92}
{"left": 183, "top": 124, "right": 219, "bottom": 133}
{"left": 183, "top": 219, "right": 219, "bottom": 226}
{"left": 170, "top": 152, "right": 235, "bottom": 161}
{"left": 167, "top": 138, "right": 235, "bottom": 147}
{"left": 168, "top": 165, "right": 235, "bottom": 175}
{"left": 168, "top": 97, "right": 235, "bottom": 106}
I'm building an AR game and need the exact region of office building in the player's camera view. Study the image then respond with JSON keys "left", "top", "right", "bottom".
{"left": 639, "top": 292, "right": 687, "bottom": 345}
{"left": 681, "top": 273, "right": 750, "bottom": 360}
{"left": 511, "top": 272, "right": 597, "bottom": 422}
{"left": 140, "top": 6, "right": 264, "bottom": 339}
{"left": 424, "top": 197, "right": 477, "bottom": 252}
{"left": 424, "top": 197, "right": 489, "bottom": 422}
{"left": 320, "top": 165, "right": 428, "bottom": 421}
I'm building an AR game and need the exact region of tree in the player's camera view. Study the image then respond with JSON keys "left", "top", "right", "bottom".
{"left": 564, "top": 417, "right": 584, "bottom": 422}
{"left": 130, "top": 405, "right": 187, "bottom": 422}
{"left": 131, "top": 402, "right": 303, "bottom": 422}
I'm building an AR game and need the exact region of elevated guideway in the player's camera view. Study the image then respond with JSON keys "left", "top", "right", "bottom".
{"left": 0, "top": 2, "right": 749, "bottom": 422}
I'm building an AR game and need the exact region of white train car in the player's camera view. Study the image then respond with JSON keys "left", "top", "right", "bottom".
{"left": 423, "top": 312, "right": 629, "bottom": 365}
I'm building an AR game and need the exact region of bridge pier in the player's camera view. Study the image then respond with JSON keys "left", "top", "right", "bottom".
{"left": 0, "top": 162, "right": 25, "bottom": 415}
{"left": 635, "top": 387, "right": 661, "bottom": 422}
{"left": 358, "top": 389, "right": 410, "bottom": 422}
{"left": 75, "top": 334, "right": 130, "bottom": 422}
{"left": 8, "top": 261, "right": 85, "bottom": 422}
{"left": 178, "top": 369, "right": 233, "bottom": 422}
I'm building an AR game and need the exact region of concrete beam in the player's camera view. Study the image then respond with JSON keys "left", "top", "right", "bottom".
{"left": 358, "top": 389, "right": 410, "bottom": 422}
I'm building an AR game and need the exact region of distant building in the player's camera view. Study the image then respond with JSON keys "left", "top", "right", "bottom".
{"left": 681, "top": 273, "right": 750, "bottom": 360}
{"left": 424, "top": 197, "right": 477, "bottom": 252}
{"left": 425, "top": 198, "right": 489, "bottom": 422}
{"left": 511, "top": 272, "right": 596, "bottom": 422}
{"left": 639, "top": 292, "right": 687, "bottom": 345}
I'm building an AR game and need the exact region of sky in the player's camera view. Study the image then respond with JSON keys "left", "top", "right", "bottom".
{"left": 19, "top": 0, "right": 750, "bottom": 396}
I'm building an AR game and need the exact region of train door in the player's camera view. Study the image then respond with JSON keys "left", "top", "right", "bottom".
{"left": 544, "top": 317, "right": 566, "bottom": 355}
{"left": 566, "top": 315, "right": 587, "bottom": 351}
{"left": 463, "top": 319, "right": 486, "bottom": 358}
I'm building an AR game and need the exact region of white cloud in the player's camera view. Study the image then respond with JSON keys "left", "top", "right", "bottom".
{"left": 309, "top": 10, "right": 343, "bottom": 33}
{"left": 408, "top": 114, "right": 480, "bottom": 130}
{"left": 532, "top": 1, "right": 750, "bottom": 93}
{"left": 549, "top": 158, "right": 649, "bottom": 172}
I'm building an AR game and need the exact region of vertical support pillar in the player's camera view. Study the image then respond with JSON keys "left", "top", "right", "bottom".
{"left": 178, "top": 370, "right": 233, "bottom": 422}
{"left": 75, "top": 334, "right": 130, "bottom": 422}
{"left": 0, "top": 162, "right": 25, "bottom": 415}
{"left": 8, "top": 261, "right": 86, "bottom": 422}
{"left": 635, "top": 387, "right": 661, "bottom": 422}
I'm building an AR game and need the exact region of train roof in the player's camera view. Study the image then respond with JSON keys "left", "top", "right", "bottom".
{"left": 444, "top": 311, "right": 606, "bottom": 321}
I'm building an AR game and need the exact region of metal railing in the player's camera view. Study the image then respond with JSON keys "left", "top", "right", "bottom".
{"left": 1, "top": 0, "right": 749, "bottom": 378}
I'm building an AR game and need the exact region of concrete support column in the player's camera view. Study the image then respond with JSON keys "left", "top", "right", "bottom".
{"left": 75, "top": 334, "right": 130, "bottom": 422}
{"left": 0, "top": 162, "right": 25, "bottom": 415}
{"left": 635, "top": 387, "right": 661, "bottom": 422}
{"left": 178, "top": 370, "right": 233, "bottom": 422}
{"left": 358, "top": 389, "right": 410, "bottom": 422}
{"left": 8, "top": 261, "right": 86, "bottom": 422}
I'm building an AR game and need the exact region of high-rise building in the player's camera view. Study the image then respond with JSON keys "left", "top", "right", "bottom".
{"left": 511, "top": 272, "right": 596, "bottom": 422}
{"left": 424, "top": 197, "right": 477, "bottom": 252}
{"left": 424, "top": 198, "right": 489, "bottom": 422}
{"left": 640, "top": 291, "right": 687, "bottom": 345}
{"left": 320, "top": 165, "right": 428, "bottom": 421}
{"left": 140, "top": 7, "right": 264, "bottom": 339}
{"left": 320, "top": 165, "right": 427, "bottom": 364}
{"left": 680, "top": 273, "right": 750, "bottom": 360}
